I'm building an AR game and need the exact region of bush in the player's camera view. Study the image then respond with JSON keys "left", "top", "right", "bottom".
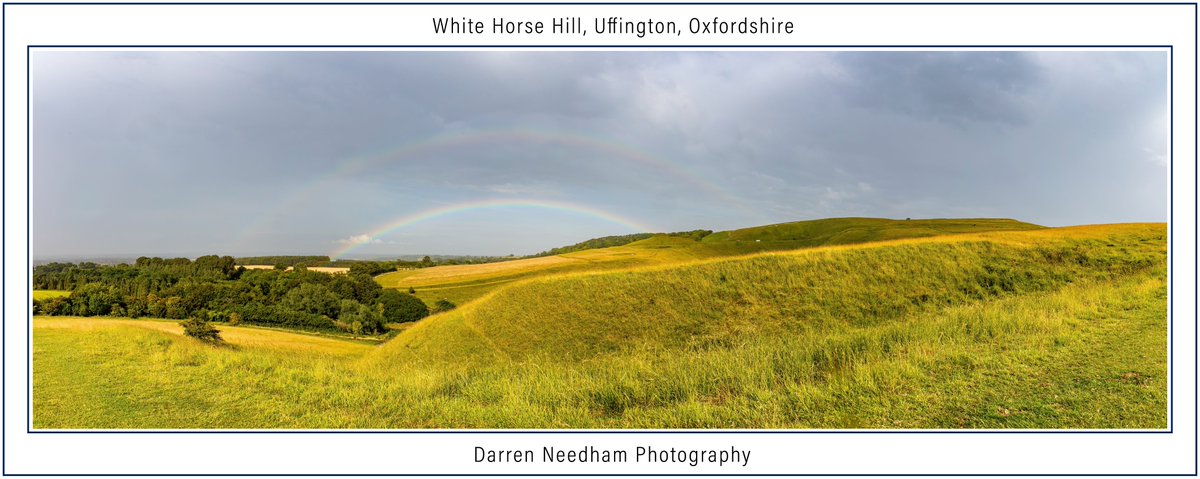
{"left": 180, "top": 317, "right": 222, "bottom": 342}
{"left": 378, "top": 289, "right": 429, "bottom": 324}
{"left": 34, "top": 296, "right": 70, "bottom": 316}
{"left": 432, "top": 299, "right": 457, "bottom": 313}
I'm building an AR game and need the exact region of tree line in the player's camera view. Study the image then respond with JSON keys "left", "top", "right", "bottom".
{"left": 33, "top": 256, "right": 433, "bottom": 336}
{"left": 530, "top": 230, "right": 715, "bottom": 257}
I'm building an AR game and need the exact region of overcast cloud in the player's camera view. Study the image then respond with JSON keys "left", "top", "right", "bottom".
{"left": 30, "top": 51, "right": 1169, "bottom": 257}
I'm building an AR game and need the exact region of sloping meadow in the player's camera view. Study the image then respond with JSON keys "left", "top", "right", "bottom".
{"left": 35, "top": 224, "right": 1166, "bottom": 428}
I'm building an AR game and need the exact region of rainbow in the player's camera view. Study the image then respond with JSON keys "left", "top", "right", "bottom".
{"left": 328, "top": 128, "right": 739, "bottom": 204}
{"left": 231, "top": 127, "right": 752, "bottom": 255}
{"left": 328, "top": 198, "right": 656, "bottom": 260}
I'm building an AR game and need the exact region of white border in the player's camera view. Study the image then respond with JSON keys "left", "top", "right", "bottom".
{"left": 2, "top": 2, "right": 1196, "bottom": 475}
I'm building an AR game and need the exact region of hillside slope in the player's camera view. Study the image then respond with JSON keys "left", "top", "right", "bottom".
{"left": 377, "top": 218, "right": 1042, "bottom": 305}
{"left": 379, "top": 223, "right": 1158, "bottom": 365}
{"left": 34, "top": 223, "right": 1166, "bottom": 428}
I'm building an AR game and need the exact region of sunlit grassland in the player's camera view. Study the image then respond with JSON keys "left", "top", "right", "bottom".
{"left": 377, "top": 236, "right": 718, "bottom": 305}
{"left": 377, "top": 218, "right": 1042, "bottom": 305}
{"left": 34, "top": 224, "right": 1165, "bottom": 428}
{"left": 32, "top": 290, "right": 70, "bottom": 301}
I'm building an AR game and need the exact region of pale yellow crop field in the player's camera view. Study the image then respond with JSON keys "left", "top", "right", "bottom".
{"left": 241, "top": 265, "right": 349, "bottom": 274}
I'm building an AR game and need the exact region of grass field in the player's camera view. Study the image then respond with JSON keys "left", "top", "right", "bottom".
{"left": 379, "top": 218, "right": 1042, "bottom": 305}
{"left": 33, "top": 223, "right": 1166, "bottom": 429}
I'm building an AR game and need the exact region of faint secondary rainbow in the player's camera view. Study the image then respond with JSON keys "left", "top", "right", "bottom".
{"left": 330, "top": 128, "right": 739, "bottom": 205}
{"left": 329, "top": 199, "right": 656, "bottom": 260}
{"left": 230, "top": 127, "right": 755, "bottom": 255}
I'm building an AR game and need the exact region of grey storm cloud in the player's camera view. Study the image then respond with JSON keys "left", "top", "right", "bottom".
{"left": 30, "top": 50, "right": 1169, "bottom": 258}
{"left": 836, "top": 51, "right": 1043, "bottom": 125}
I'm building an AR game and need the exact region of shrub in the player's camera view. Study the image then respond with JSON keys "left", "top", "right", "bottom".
{"left": 180, "top": 317, "right": 222, "bottom": 342}
{"left": 378, "top": 289, "right": 429, "bottom": 324}
{"left": 432, "top": 299, "right": 457, "bottom": 313}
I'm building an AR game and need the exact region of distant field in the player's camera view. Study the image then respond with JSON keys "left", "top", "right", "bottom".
{"left": 241, "top": 265, "right": 349, "bottom": 274}
{"left": 378, "top": 218, "right": 1043, "bottom": 306}
{"left": 34, "top": 223, "right": 1165, "bottom": 428}
{"left": 32, "top": 290, "right": 70, "bottom": 301}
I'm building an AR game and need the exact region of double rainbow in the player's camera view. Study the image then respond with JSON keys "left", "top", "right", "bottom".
{"left": 328, "top": 198, "right": 655, "bottom": 260}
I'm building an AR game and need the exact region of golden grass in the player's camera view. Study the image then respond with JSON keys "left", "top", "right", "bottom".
{"left": 33, "top": 223, "right": 1167, "bottom": 429}
{"left": 383, "top": 223, "right": 1164, "bottom": 363}
{"left": 382, "top": 256, "right": 580, "bottom": 286}
{"left": 376, "top": 218, "right": 1045, "bottom": 306}
{"left": 35, "top": 317, "right": 373, "bottom": 359}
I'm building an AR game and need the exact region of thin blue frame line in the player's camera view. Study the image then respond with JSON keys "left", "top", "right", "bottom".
{"left": 23, "top": 44, "right": 1181, "bottom": 48}
{"left": 1185, "top": 2, "right": 1195, "bottom": 475}
{"left": 0, "top": 2, "right": 1198, "bottom": 5}
{"left": 22, "top": 429, "right": 1181, "bottom": 434}
{"left": 1168, "top": 43, "right": 1175, "bottom": 435}
{"left": 2, "top": 2, "right": 7, "bottom": 476}
{"left": 24, "top": 31, "right": 31, "bottom": 439}
{"left": 4, "top": 475, "right": 1200, "bottom": 477}
{"left": 18, "top": 43, "right": 1179, "bottom": 438}
{"left": 3, "top": 475, "right": 1200, "bottom": 478}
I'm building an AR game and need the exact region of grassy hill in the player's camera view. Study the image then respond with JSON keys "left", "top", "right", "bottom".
{"left": 701, "top": 217, "right": 1042, "bottom": 253}
{"left": 33, "top": 223, "right": 1166, "bottom": 428}
{"left": 379, "top": 217, "right": 1042, "bottom": 305}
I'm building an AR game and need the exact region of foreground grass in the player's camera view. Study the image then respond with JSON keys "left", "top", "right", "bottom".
{"left": 34, "top": 224, "right": 1165, "bottom": 428}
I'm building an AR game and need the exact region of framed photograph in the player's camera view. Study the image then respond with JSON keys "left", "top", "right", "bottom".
{"left": 3, "top": 1, "right": 1196, "bottom": 476}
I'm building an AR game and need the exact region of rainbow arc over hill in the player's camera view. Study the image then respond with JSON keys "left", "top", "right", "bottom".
{"left": 330, "top": 128, "right": 737, "bottom": 204}
{"left": 328, "top": 198, "right": 656, "bottom": 260}
{"left": 232, "top": 127, "right": 751, "bottom": 255}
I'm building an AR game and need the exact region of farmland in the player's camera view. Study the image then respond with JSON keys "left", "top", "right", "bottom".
{"left": 33, "top": 222, "right": 1166, "bottom": 429}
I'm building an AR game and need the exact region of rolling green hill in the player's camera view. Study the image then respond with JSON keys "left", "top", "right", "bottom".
{"left": 379, "top": 223, "right": 1154, "bottom": 363}
{"left": 33, "top": 222, "right": 1164, "bottom": 429}
{"left": 699, "top": 217, "right": 1043, "bottom": 253}
{"left": 378, "top": 217, "right": 1042, "bottom": 305}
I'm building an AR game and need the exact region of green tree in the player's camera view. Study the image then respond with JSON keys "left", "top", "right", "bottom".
{"left": 378, "top": 289, "right": 429, "bottom": 324}
{"left": 279, "top": 283, "right": 340, "bottom": 318}
{"left": 339, "top": 299, "right": 385, "bottom": 334}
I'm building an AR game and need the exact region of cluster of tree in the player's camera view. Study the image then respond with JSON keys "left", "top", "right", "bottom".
{"left": 531, "top": 234, "right": 656, "bottom": 257}
{"left": 34, "top": 255, "right": 240, "bottom": 292}
{"left": 33, "top": 256, "right": 430, "bottom": 336}
{"left": 232, "top": 256, "right": 517, "bottom": 275}
{"left": 530, "top": 230, "right": 715, "bottom": 257}
{"left": 234, "top": 256, "right": 330, "bottom": 268}
{"left": 665, "top": 230, "right": 714, "bottom": 241}
{"left": 347, "top": 261, "right": 401, "bottom": 276}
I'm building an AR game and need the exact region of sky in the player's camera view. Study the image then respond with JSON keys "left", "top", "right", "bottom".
{"left": 30, "top": 50, "right": 1169, "bottom": 258}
